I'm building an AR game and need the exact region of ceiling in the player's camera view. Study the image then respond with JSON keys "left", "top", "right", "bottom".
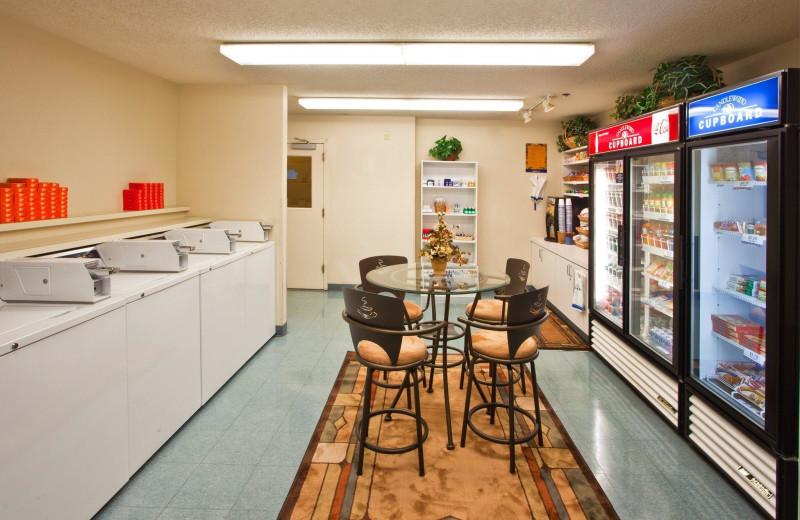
{"left": 0, "top": 0, "right": 797, "bottom": 120}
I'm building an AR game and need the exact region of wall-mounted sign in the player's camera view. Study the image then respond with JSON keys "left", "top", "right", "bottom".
{"left": 588, "top": 107, "right": 680, "bottom": 155}
{"left": 687, "top": 76, "right": 781, "bottom": 138}
{"left": 525, "top": 143, "right": 547, "bottom": 172}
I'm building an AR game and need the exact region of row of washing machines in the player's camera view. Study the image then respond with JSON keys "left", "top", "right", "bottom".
{"left": 0, "top": 221, "right": 276, "bottom": 520}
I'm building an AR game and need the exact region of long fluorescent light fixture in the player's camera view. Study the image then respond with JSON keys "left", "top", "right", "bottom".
{"left": 298, "top": 98, "right": 523, "bottom": 112}
{"left": 220, "top": 43, "right": 594, "bottom": 66}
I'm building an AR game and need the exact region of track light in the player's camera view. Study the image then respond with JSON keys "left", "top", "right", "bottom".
{"left": 522, "top": 94, "right": 556, "bottom": 123}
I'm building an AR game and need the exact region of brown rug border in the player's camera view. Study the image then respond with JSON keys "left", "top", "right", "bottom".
{"left": 277, "top": 351, "right": 619, "bottom": 520}
{"left": 539, "top": 305, "right": 589, "bottom": 351}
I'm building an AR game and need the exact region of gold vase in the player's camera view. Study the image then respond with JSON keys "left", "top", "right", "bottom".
{"left": 430, "top": 257, "right": 448, "bottom": 275}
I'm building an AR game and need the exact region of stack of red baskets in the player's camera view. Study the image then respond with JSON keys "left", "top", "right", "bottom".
{"left": 0, "top": 178, "right": 68, "bottom": 223}
{"left": 123, "top": 182, "right": 165, "bottom": 211}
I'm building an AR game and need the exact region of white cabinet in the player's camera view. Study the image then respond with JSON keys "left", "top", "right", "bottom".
{"left": 531, "top": 239, "right": 589, "bottom": 336}
{"left": 245, "top": 245, "right": 276, "bottom": 360}
{"left": 126, "top": 277, "right": 201, "bottom": 473}
{"left": 201, "top": 258, "right": 247, "bottom": 404}
{"left": 0, "top": 307, "right": 128, "bottom": 520}
{"left": 531, "top": 242, "right": 556, "bottom": 291}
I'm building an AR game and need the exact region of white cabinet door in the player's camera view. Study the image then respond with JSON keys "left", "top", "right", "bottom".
{"left": 0, "top": 308, "right": 128, "bottom": 520}
{"left": 245, "top": 247, "right": 276, "bottom": 360}
{"left": 126, "top": 277, "right": 201, "bottom": 473}
{"left": 552, "top": 255, "right": 573, "bottom": 315}
{"left": 201, "top": 259, "right": 247, "bottom": 404}
{"left": 531, "top": 243, "right": 555, "bottom": 291}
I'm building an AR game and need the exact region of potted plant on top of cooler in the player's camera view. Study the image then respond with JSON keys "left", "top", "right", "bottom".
{"left": 418, "top": 212, "right": 470, "bottom": 274}
{"left": 611, "top": 55, "right": 725, "bottom": 121}
{"left": 428, "top": 135, "right": 463, "bottom": 161}
{"left": 556, "top": 116, "right": 597, "bottom": 152}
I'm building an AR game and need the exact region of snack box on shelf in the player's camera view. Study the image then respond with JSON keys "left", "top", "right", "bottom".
{"left": 710, "top": 314, "right": 764, "bottom": 335}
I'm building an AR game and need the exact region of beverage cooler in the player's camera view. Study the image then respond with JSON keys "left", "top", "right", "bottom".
{"left": 683, "top": 70, "right": 799, "bottom": 519}
{"left": 588, "top": 105, "right": 685, "bottom": 430}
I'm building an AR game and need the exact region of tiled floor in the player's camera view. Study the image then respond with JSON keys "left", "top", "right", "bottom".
{"left": 95, "top": 289, "right": 764, "bottom": 520}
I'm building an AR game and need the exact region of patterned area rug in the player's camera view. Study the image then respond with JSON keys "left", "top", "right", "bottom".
{"left": 278, "top": 352, "right": 617, "bottom": 519}
{"left": 539, "top": 306, "right": 588, "bottom": 350}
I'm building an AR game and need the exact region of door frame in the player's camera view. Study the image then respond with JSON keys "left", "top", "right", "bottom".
{"left": 287, "top": 140, "right": 327, "bottom": 290}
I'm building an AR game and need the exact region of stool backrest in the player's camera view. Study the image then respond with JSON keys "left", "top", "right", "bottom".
{"left": 343, "top": 287, "right": 405, "bottom": 365}
{"left": 504, "top": 258, "right": 530, "bottom": 296}
{"left": 358, "top": 255, "right": 408, "bottom": 299}
{"left": 505, "top": 286, "right": 549, "bottom": 358}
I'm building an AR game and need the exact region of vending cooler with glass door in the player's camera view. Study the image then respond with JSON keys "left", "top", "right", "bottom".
{"left": 588, "top": 105, "right": 685, "bottom": 430}
{"left": 683, "top": 69, "right": 799, "bottom": 519}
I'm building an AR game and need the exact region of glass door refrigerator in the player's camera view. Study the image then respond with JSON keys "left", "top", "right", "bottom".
{"left": 588, "top": 105, "right": 684, "bottom": 429}
{"left": 684, "top": 69, "right": 799, "bottom": 519}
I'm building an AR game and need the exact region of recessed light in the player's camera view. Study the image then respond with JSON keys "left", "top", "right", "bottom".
{"left": 298, "top": 98, "right": 524, "bottom": 112}
{"left": 220, "top": 43, "right": 594, "bottom": 67}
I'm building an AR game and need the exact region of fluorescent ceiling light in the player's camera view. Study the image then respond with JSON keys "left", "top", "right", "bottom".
{"left": 220, "top": 43, "right": 594, "bottom": 66}
{"left": 298, "top": 98, "right": 524, "bottom": 112}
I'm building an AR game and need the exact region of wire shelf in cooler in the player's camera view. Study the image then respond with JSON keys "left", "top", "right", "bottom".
{"left": 713, "top": 229, "right": 766, "bottom": 247}
{"left": 643, "top": 272, "right": 673, "bottom": 289}
{"left": 596, "top": 308, "right": 622, "bottom": 327}
{"left": 713, "top": 286, "right": 766, "bottom": 308}
{"left": 710, "top": 180, "right": 767, "bottom": 188}
{"left": 642, "top": 244, "right": 674, "bottom": 259}
{"left": 642, "top": 210, "right": 674, "bottom": 222}
{"left": 641, "top": 175, "right": 675, "bottom": 185}
{"left": 642, "top": 298, "right": 673, "bottom": 318}
{"left": 711, "top": 332, "right": 766, "bottom": 365}
{"left": 607, "top": 279, "right": 622, "bottom": 293}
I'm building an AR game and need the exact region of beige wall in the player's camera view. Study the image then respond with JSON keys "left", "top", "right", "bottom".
{"left": 177, "top": 85, "right": 288, "bottom": 324}
{"left": 721, "top": 38, "right": 800, "bottom": 84}
{"left": 416, "top": 119, "right": 563, "bottom": 273}
{"left": 288, "top": 115, "right": 416, "bottom": 285}
{"left": 0, "top": 15, "right": 178, "bottom": 215}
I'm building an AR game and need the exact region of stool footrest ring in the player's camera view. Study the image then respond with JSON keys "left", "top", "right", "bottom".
{"left": 425, "top": 345, "right": 466, "bottom": 370}
{"left": 465, "top": 402, "right": 539, "bottom": 446}
{"left": 465, "top": 364, "right": 523, "bottom": 388}
{"left": 356, "top": 408, "right": 429, "bottom": 455}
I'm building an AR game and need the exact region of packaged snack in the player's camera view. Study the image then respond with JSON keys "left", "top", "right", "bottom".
{"left": 757, "top": 289, "right": 767, "bottom": 302}
{"left": 723, "top": 163, "right": 738, "bottom": 181}
{"left": 737, "top": 162, "right": 753, "bottom": 181}
{"left": 759, "top": 279, "right": 766, "bottom": 291}
{"left": 754, "top": 222, "right": 767, "bottom": 236}
{"left": 753, "top": 161, "right": 767, "bottom": 182}
{"left": 711, "top": 315, "right": 765, "bottom": 336}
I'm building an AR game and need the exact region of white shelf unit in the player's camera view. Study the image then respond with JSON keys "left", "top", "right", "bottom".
{"left": 420, "top": 160, "right": 478, "bottom": 266}
{"left": 562, "top": 145, "right": 590, "bottom": 199}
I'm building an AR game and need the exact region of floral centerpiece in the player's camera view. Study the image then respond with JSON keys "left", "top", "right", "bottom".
{"left": 418, "top": 212, "right": 470, "bottom": 274}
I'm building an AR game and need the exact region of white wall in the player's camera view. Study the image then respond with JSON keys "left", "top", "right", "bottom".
{"left": 287, "top": 115, "right": 416, "bottom": 285}
{"left": 0, "top": 15, "right": 178, "bottom": 216}
{"left": 178, "top": 85, "right": 288, "bottom": 325}
{"left": 416, "top": 119, "right": 563, "bottom": 273}
{"left": 721, "top": 38, "right": 800, "bottom": 84}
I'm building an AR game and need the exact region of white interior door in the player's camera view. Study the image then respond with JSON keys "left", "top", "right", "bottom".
{"left": 287, "top": 144, "right": 324, "bottom": 289}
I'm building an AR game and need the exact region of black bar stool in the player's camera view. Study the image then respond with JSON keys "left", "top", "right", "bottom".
{"left": 459, "top": 287, "right": 549, "bottom": 474}
{"left": 342, "top": 288, "right": 445, "bottom": 476}
{"left": 357, "top": 255, "right": 430, "bottom": 327}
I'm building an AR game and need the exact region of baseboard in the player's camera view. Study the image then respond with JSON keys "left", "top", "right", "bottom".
{"left": 326, "top": 284, "right": 351, "bottom": 291}
{"left": 546, "top": 304, "right": 589, "bottom": 343}
{"left": 276, "top": 323, "right": 288, "bottom": 336}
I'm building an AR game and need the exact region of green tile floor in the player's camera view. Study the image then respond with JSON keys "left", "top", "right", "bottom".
{"left": 94, "top": 289, "right": 765, "bottom": 519}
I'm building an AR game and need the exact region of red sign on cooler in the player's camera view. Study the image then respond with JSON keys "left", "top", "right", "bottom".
{"left": 589, "top": 107, "right": 680, "bottom": 155}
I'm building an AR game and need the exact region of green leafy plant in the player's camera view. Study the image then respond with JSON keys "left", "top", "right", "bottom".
{"left": 610, "top": 93, "right": 642, "bottom": 122}
{"left": 652, "top": 55, "right": 724, "bottom": 101}
{"left": 428, "top": 135, "right": 463, "bottom": 161}
{"left": 611, "top": 55, "right": 725, "bottom": 121}
{"left": 556, "top": 116, "right": 597, "bottom": 152}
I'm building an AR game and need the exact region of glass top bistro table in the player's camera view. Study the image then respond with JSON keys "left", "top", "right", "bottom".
{"left": 366, "top": 263, "right": 510, "bottom": 449}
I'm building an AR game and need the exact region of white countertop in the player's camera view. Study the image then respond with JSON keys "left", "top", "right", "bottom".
{"left": 531, "top": 236, "right": 588, "bottom": 269}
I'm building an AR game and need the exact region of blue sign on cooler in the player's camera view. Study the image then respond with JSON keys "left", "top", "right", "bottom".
{"left": 687, "top": 75, "right": 781, "bottom": 138}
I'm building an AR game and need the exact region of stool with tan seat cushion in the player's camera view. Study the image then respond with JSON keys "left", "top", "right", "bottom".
{"left": 342, "top": 288, "right": 445, "bottom": 476}
{"left": 357, "top": 255, "right": 429, "bottom": 326}
{"left": 459, "top": 286, "right": 549, "bottom": 474}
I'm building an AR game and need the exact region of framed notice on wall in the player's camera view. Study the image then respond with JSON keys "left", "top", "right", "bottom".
{"left": 525, "top": 143, "right": 547, "bottom": 172}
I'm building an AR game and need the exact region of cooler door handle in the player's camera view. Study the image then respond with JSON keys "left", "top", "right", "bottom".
{"left": 617, "top": 225, "right": 624, "bottom": 268}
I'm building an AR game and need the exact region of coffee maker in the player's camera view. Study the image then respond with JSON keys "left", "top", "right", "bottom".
{"left": 545, "top": 196, "right": 588, "bottom": 242}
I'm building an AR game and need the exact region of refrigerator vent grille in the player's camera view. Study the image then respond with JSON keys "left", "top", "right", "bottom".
{"left": 590, "top": 321, "right": 679, "bottom": 427}
{"left": 688, "top": 395, "right": 777, "bottom": 517}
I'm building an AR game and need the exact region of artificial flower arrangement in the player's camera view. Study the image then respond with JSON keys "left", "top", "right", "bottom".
{"left": 418, "top": 212, "right": 471, "bottom": 274}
